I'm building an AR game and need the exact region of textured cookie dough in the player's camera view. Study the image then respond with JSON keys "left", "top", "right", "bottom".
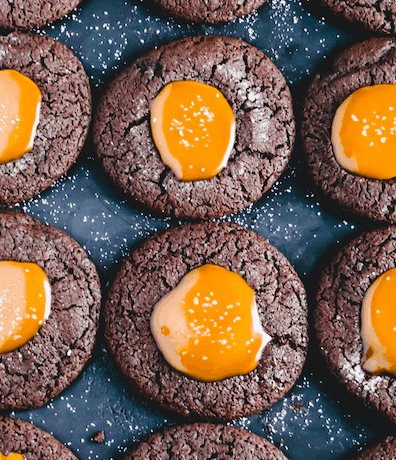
{"left": 0, "top": 0, "right": 83, "bottom": 30}
{"left": 315, "top": 227, "right": 396, "bottom": 424}
{"left": 104, "top": 222, "right": 308, "bottom": 420}
{"left": 302, "top": 37, "right": 396, "bottom": 223}
{"left": 126, "top": 423, "right": 289, "bottom": 459}
{"left": 0, "top": 32, "right": 91, "bottom": 207}
{"left": 353, "top": 436, "right": 396, "bottom": 460}
{"left": 0, "top": 416, "right": 77, "bottom": 459}
{"left": 0, "top": 211, "right": 101, "bottom": 411}
{"left": 94, "top": 35, "right": 295, "bottom": 220}
{"left": 149, "top": 0, "right": 269, "bottom": 24}
{"left": 319, "top": 0, "right": 396, "bottom": 35}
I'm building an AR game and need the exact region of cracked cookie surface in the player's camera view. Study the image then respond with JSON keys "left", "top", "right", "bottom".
{"left": 0, "top": 416, "right": 77, "bottom": 459}
{"left": 104, "top": 222, "right": 308, "bottom": 420}
{"left": 0, "top": 211, "right": 101, "bottom": 411}
{"left": 302, "top": 37, "right": 396, "bottom": 223}
{"left": 0, "top": 32, "right": 91, "bottom": 208}
{"left": 148, "top": 0, "right": 269, "bottom": 24}
{"left": 93, "top": 35, "right": 295, "bottom": 220}
{"left": 126, "top": 423, "right": 288, "bottom": 459}
{"left": 0, "top": 0, "right": 83, "bottom": 30}
{"left": 319, "top": 0, "right": 396, "bottom": 35}
{"left": 315, "top": 227, "right": 396, "bottom": 424}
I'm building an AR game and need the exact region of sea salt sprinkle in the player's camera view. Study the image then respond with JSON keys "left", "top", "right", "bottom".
{"left": 7, "top": 0, "right": 385, "bottom": 458}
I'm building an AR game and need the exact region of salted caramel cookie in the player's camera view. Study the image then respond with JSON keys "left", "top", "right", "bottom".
{"left": 104, "top": 222, "right": 308, "bottom": 420}
{"left": 0, "top": 32, "right": 91, "bottom": 207}
{"left": 0, "top": 0, "right": 84, "bottom": 30}
{"left": 0, "top": 211, "right": 101, "bottom": 411}
{"left": 93, "top": 35, "right": 295, "bottom": 220}
{"left": 149, "top": 0, "right": 269, "bottom": 24}
{"left": 0, "top": 416, "right": 77, "bottom": 459}
{"left": 302, "top": 37, "right": 396, "bottom": 222}
{"left": 315, "top": 226, "right": 396, "bottom": 424}
{"left": 126, "top": 423, "right": 289, "bottom": 459}
{"left": 319, "top": 0, "right": 396, "bottom": 35}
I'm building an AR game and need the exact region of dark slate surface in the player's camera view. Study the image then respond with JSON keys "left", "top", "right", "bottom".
{"left": 3, "top": 0, "right": 393, "bottom": 459}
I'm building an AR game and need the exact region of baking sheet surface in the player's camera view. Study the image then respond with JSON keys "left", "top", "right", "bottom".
{"left": 4, "top": 0, "right": 393, "bottom": 459}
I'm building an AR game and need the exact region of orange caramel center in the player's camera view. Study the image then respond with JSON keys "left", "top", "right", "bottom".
{"left": 332, "top": 85, "right": 396, "bottom": 180}
{"left": 150, "top": 81, "right": 236, "bottom": 181}
{"left": 361, "top": 267, "right": 396, "bottom": 376}
{"left": 0, "top": 453, "right": 24, "bottom": 460}
{"left": 0, "top": 261, "right": 51, "bottom": 354}
{"left": 150, "top": 264, "right": 271, "bottom": 382}
{"left": 0, "top": 69, "right": 42, "bottom": 165}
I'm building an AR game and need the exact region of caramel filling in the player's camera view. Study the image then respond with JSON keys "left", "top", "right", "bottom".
{"left": 150, "top": 264, "right": 271, "bottom": 382}
{"left": 361, "top": 267, "right": 396, "bottom": 376}
{"left": 0, "top": 261, "right": 51, "bottom": 354}
{"left": 332, "top": 85, "right": 396, "bottom": 180}
{"left": 0, "top": 453, "right": 24, "bottom": 460}
{"left": 150, "top": 81, "right": 236, "bottom": 181}
{"left": 0, "top": 69, "right": 42, "bottom": 165}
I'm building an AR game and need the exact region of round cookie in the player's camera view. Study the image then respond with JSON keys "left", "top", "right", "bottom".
{"left": 315, "top": 226, "right": 396, "bottom": 424}
{"left": 0, "top": 416, "right": 77, "bottom": 459}
{"left": 0, "top": 0, "right": 83, "bottom": 30}
{"left": 104, "top": 222, "right": 308, "bottom": 420}
{"left": 0, "top": 32, "right": 91, "bottom": 208}
{"left": 126, "top": 423, "right": 289, "bottom": 459}
{"left": 148, "top": 0, "right": 269, "bottom": 24}
{"left": 301, "top": 37, "right": 396, "bottom": 223}
{"left": 93, "top": 35, "right": 295, "bottom": 220}
{"left": 0, "top": 211, "right": 101, "bottom": 411}
{"left": 353, "top": 436, "right": 396, "bottom": 460}
{"left": 319, "top": 0, "right": 396, "bottom": 35}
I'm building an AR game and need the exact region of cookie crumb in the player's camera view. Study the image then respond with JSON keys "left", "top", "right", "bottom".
{"left": 288, "top": 401, "right": 308, "bottom": 413}
{"left": 91, "top": 430, "right": 105, "bottom": 444}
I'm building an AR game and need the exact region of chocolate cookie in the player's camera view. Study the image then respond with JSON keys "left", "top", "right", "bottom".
{"left": 149, "top": 0, "right": 269, "bottom": 24}
{"left": 319, "top": 0, "right": 396, "bottom": 35}
{"left": 104, "top": 222, "right": 308, "bottom": 420}
{"left": 301, "top": 37, "right": 396, "bottom": 223}
{"left": 126, "top": 423, "right": 288, "bottom": 459}
{"left": 93, "top": 35, "right": 295, "bottom": 220}
{"left": 315, "top": 227, "right": 396, "bottom": 424}
{"left": 0, "top": 211, "right": 101, "bottom": 411}
{"left": 0, "top": 416, "right": 77, "bottom": 459}
{"left": 0, "top": 0, "right": 83, "bottom": 30}
{"left": 353, "top": 436, "right": 396, "bottom": 460}
{"left": 0, "top": 32, "right": 91, "bottom": 207}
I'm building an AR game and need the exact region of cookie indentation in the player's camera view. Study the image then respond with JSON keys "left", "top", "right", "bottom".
{"left": 150, "top": 81, "right": 235, "bottom": 181}
{"left": 150, "top": 264, "right": 271, "bottom": 382}
{"left": 0, "top": 70, "right": 41, "bottom": 165}
{"left": 332, "top": 85, "right": 396, "bottom": 180}
{"left": 361, "top": 267, "right": 396, "bottom": 376}
{"left": 0, "top": 261, "right": 50, "bottom": 354}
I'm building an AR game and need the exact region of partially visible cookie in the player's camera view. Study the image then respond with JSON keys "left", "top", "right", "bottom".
{"left": 94, "top": 35, "right": 295, "bottom": 220}
{"left": 0, "top": 32, "right": 91, "bottom": 207}
{"left": 314, "top": 227, "right": 396, "bottom": 424}
{"left": 149, "top": 0, "right": 269, "bottom": 24}
{"left": 126, "top": 423, "right": 288, "bottom": 459}
{"left": 0, "top": 416, "right": 77, "bottom": 459}
{"left": 302, "top": 37, "right": 396, "bottom": 222}
{"left": 353, "top": 436, "right": 396, "bottom": 460}
{"left": 0, "top": 211, "right": 101, "bottom": 411}
{"left": 104, "top": 222, "right": 308, "bottom": 420}
{"left": 319, "top": 0, "right": 396, "bottom": 35}
{"left": 0, "top": 0, "right": 83, "bottom": 30}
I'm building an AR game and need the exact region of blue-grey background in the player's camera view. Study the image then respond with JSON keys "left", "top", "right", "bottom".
{"left": 4, "top": 0, "right": 394, "bottom": 458}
